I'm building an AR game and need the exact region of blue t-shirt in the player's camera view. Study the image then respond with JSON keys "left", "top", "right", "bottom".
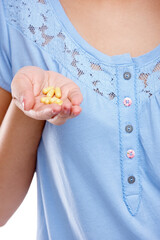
{"left": 1, "top": 0, "right": 160, "bottom": 239}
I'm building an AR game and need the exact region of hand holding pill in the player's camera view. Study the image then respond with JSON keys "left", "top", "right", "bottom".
{"left": 11, "top": 66, "right": 83, "bottom": 125}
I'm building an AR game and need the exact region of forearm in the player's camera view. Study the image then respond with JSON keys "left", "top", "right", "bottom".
{"left": 0, "top": 88, "right": 12, "bottom": 125}
{"left": 0, "top": 100, "right": 45, "bottom": 226}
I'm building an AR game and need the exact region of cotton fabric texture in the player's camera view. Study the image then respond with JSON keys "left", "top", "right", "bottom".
{"left": 1, "top": 0, "right": 160, "bottom": 239}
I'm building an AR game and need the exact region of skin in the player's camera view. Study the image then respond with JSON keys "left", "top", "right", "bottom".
{"left": 0, "top": 0, "right": 160, "bottom": 226}
{"left": 0, "top": 100, "right": 45, "bottom": 226}
{"left": 59, "top": 0, "right": 160, "bottom": 57}
{"left": 0, "top": 88, "right": 12, "bottom": 125}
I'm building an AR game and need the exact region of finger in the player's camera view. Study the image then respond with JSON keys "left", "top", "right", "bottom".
{"left": 67, "top": 87, "right": 83, "bottom": 105}
{"left": 51, "top": 101, "right": 82, "bottom": 121}
{"left": 21, "top": 90, "right": 35, "bottom": 111}
{"left": 47, "top": 104, "right": 82, "bottom": 126}
{"left": 70, "top": 105, "right": 82, "bottom": 117}
{"left": 47, "top": 99, "right": 71, "bottom": 126}
{"left": 59, "top": 98, "right": 72, "bottom": 117}
{"left": 11, "top": 73, "right": 35, "bottom": 111}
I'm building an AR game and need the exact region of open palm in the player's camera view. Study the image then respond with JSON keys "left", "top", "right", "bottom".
{"left": 11, "top": 66, "right": 83, "bottom": 125}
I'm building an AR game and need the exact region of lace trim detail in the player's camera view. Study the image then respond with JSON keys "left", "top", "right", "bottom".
{"left": 138, "top": 61, "right": 160, "bottom": 103}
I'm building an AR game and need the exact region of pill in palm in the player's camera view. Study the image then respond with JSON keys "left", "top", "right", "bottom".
{"left": 40, "top": 97, "right": 47, "bottom": 103}
{"left": 55, "top": 87, "right": 61, "bottom": 98}
{"left": 41, "top": 86, "right": 63, "bottom": 105}
{"left": 50, "top": 96, "right": 58, "bottom": 103}
{"left": 55, "top": 98, "right": 63, "bottom": 105}
{"left": 45, "top": 98, "right": 51, "bottom": 104}
{"left": 50, "top": 97, "right": 63, "bottom": 105}
{"left": 42, "top": 86, "right": 54, "bottom": 95}
{"left": 47, "top": 88, "right": 55, "bottom": 98}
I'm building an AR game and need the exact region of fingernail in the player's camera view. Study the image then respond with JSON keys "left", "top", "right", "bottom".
{"left": 19, "top": 96, "right": 25, "bottom": 110}
{"left": 20, "top": 96, "right": 24, "bottom": 104}
{"left": 21, "top": 100, "right": 25, "bottom": 110}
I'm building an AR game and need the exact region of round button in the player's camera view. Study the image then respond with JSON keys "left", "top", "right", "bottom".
{"left": 127, "top": 149, "right": 135, "bottom": 158}
{"left": 125, "top": 125, "right": 133, "bottom": 133}
{"left": 123, "top": 97, "right": 132, "bottom": 107}
{"left": 123, "top": 72, "right": 131, "bottom": 80}
{"left": 128, "top": 176, "right": 135, "bottom": 184}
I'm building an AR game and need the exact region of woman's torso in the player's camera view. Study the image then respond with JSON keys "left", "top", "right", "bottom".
{"left": 2, "top": 0, "right": 160, "bottom": 239}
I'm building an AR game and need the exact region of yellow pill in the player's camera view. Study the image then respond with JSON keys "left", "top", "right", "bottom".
{"left": 45, "top": 99, "right": 50, "bottom": 104}
{"left": 40, "top": 97, "right": 47, "bottom": 103}
{"left": 55, "top": 87, "right": 61, "bottom": 98}
{"left": 55, "top": 99, "right": 63, "bottom": 105}
{"left": 47, "top": 88, "right": 55, "bottom": 98}
{"left": 42, "top": 86, "right": 54, "bottom": 95}
{"left": 44, "top": 98, "right": 51, "bottom": 104}
{"left": 50, "top": 96, "right": 58, "bottom": 104}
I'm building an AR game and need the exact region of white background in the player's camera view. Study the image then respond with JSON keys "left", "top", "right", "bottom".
{"left": 0, "top": 175, "right": 37, "bottom": 240}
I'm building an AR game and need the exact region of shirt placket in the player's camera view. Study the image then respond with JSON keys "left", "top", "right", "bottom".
{"left": 116, "top": 65, "right": 141, "bottom": 216}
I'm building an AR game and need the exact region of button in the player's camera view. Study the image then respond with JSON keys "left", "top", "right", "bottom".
{"left": 123, "top": 72, "right": 131, "bottom": 80}
{"left": 127, "top": 149, "right": 135, "bottom": 158}
{"left": 128, "top": 176, "right": 135, "bottom": 184}
{"left": 125, "top": 125, "right": 133, "bottom": 133}
{"left": 123, "top": 97, "right": 132, "bottom": 107}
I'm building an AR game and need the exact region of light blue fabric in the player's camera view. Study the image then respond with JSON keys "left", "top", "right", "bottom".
{"left": 1, "top": 0, "right": 160, "bottom": 239}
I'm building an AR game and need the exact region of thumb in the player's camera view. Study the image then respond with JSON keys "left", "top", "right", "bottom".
{"left": 11, "top": 73, "right": 35, "bottom": 111}
{"left": 21, "top": 90, "right": 35, "bottom": 111}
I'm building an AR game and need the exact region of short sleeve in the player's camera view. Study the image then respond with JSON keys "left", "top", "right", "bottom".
{"left": 0, "top": 0, "right": 13, "bottom": 93}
